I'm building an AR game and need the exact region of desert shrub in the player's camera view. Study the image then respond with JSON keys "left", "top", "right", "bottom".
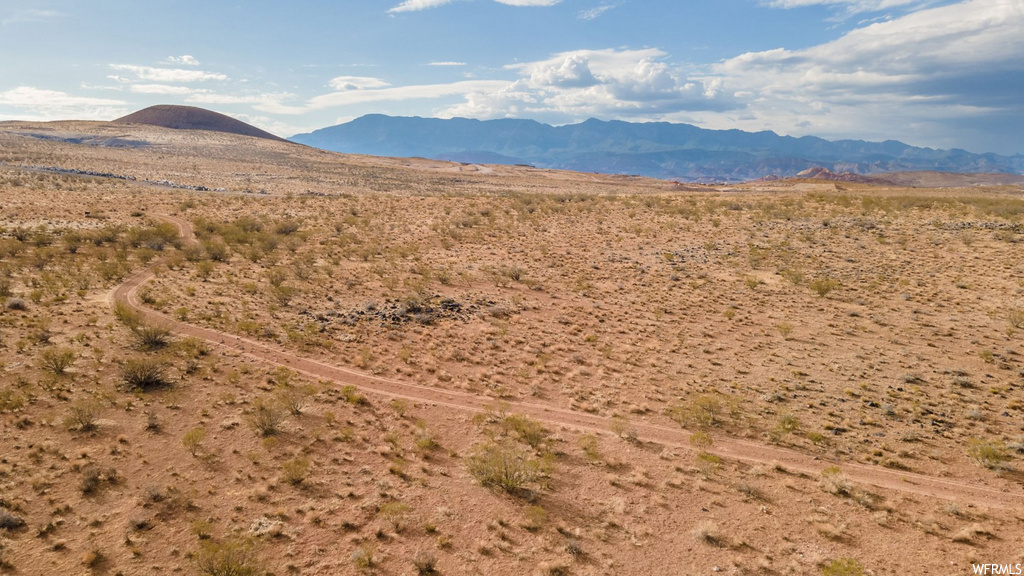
{"left": 64, "top": 401, "right": 103, "bottom": 432}
{"left": 247, "top": 400, "right": 284, "bottom": 436}
{"left": 113, "top": 299, "right": 142, "bottom": 330}
{"left": 183, "top": 427, "right": 206, "bottom": 457}
{"left": 692, "top": 523, "right": 721, "bottom": 546}
{"left": 822, "top": 557, "right": 865, "bottom": 576}
{"left": 6, "top": 298, "right": 27, "bottom": 311}
{"left": 81, "top": 549, "right": 104, "bottom": 568}
{"left": 565, "top": 537, "right": 583, "bottom": 557}
{"left": 276, "top": 385, "right": 314, "bottom": 415}
{"left": 274, "top": 219, "right": 301, "bottom": 235}
{"left": 670, "top": 394, "right": 723, "bottom": 428}
{"left": 341, "top": 385, "right": 367, "bottom": 406}
{"left": 132, "top": 324, "right": 171, "bottom": 351}
{"left": 1008, "top": 308, "right": 1024, "bottom": 330}
{"left": 690, "top": 431, "right": 713, "bottom": 450}
{"left": 378, "top": 501, "right": 411, "bottom": 533}
{"left": 0, "top": 389, "right": 26, "bottom": 413}
{"left": 776, "top": 321, "right": 794, "bottom": 338}
{"left": 120, "top": 358, "right": 170, "bottom": 391}
{"left": 809, "top": 277, "right": 840, "bottom": 297}
{"left": 696, "top": 451, "right": 721, "bottom": 478}
{"left": 523, "top": 505, "right": 549, "bottom": 532}
{"left": 126, "top": 222, "right": 179, "bottom": 251}
{"left": 779, "top": 267, "right": 804, "bottom": 285}
{"left": 39, "top": 347, "right": 76, "bottom": 375}
{"left": 609, "top": 414, "right": 638, "bottom": 441}
{"left": 270, "top": 284, "right": 296, "bottom": 306}
{"left": 412, "top": 550, "right": 438, "bottom": 574}
{"left": 467, "top": 440, "right": 542, "bottom": 494}
{"left": 502, "top": 414, "right": 548, "bottom": 449}
{"left": 193, "top": 537, "right": 259, "bottom": 576}
{"left": 195, "top": 260, "right": 215, "bottom": 280}
{"left": 281, "top": 458, "right": 310, "bottom": 485}
{"left": 967, "top": 438, "right": 1008, "bottom": 469}
{"left": 351, "top": 545, "right": 376, "bottom": 571}
{"left": 179, "top": 336, "right": 211, "bottom": 358}
{"left": 203, "top": 240, "right": 229, "bottom": 262}
{"left": 952, "top": 523, "right": 994, "bottom": 544}
{"left": 80, "top": 466, "right": 118, "bottom": 494}
{"left": 0, "top": 510, "right": 26, "bottom": 530}
{"left": 578, "top": 434, "right": 600, "bottom": 461}
{"left": 819, "top": 465, "right": 853, "bottom": 496}
{"left": 770, "top": 413, "right": 800, "bottom": 443}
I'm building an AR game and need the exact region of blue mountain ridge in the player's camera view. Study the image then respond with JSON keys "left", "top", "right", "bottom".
{"left": 290, "top": 115, "right": 1024, "bottom": 183}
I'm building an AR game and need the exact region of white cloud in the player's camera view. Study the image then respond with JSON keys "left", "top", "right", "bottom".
{"left": 577, "top": 3, "right": 619, "bottom": 20}
{"left": 763, "top": 0, "right": 921, "bottom": 8}
{"left": 439, "top": 48, "right": 732, "bottom": 122}
{"left": 0, "top": 87, "right": 128, "bottom": 120}
{"left": 1, "top": 9, "right": 64, "bottom": 26}
{"left": 388, "top": 0, "right": 559, "bottom": 12}
{"left": 109, "top": 64, "right": 228, "bottom": 83}
{"left": 306, "top": 80, "right": 509, "bottom": 111}
{"left": 223, "top": 113, "right": 315, "bottom": 139}
{"left": 129, "top": 84, "right": 201, "bottom": 95}
{"left": 184, "top": 92, "right": 299, "bottom": 116}
{"left": 388, "top": 0, "right": 453, "bottom": 13}
{"left": 494, "top": 0, "right": 561, "bottom": 5}
{"left": 527, "top": 54, "right": 599, "bottom": 88}
{"left": 701, "top": 0, "right": 1024, "bottom": 150}
{"left": 428, "top": 61, "right": 467, "bottom": 66}
{"left": 165, "top": 55, "right": 200, "bottom": 66}
{"left": 327, "top": 76, "right": 391, "bottom": 90}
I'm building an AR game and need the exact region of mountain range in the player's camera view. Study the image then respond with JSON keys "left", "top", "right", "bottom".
{"left": 290, "top": 115, "right": 1024, "bottom": 183}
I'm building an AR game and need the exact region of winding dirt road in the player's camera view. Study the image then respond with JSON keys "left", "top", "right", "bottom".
{"left": 111, "top": 214, "right": 1024, "bottom": 511}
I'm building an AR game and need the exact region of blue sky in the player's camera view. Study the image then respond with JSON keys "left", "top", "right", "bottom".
{"left": 1, "top": 0, "right": 1021, "bottom": 154}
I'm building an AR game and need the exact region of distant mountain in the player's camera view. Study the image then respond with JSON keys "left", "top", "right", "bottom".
{"left": 115, "top": 105, "right": 286, "bottom": 142}
{"left": 290, "top": 115, "right": 1024, "bottom": 182}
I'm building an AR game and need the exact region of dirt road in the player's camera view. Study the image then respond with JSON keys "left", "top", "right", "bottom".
{"left": 110, "top": 214, "right": 1024, "bottom": 511}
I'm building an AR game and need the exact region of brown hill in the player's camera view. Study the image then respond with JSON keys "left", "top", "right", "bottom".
{"left": 873, "top": 170, "right": 1024, "bottom": 187}
{"left": 114, "top": 104, "right": 286, "bottom": 142}
{"left": 795, "top": 166, "right": 887, "bottom": 184}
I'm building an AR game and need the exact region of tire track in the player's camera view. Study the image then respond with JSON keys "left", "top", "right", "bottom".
{"left": 109, "top": 214, "right": 1024, "bottom": 511}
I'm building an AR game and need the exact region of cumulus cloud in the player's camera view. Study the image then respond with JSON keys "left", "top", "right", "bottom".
{"left": 435, "top": 48, "right": 733, "bottom": 122}
{"left": 527, "top": 54, "right": 600, "bottom": 88}
{"left": 0, "top": 87, "right": 127, "bottom": 120}
{"left": 702, "top": 0, "right": 1024, "bottom": 151}
{"left": 109, "top": 64, "right": 228, "bottom": 83}
{"left": 165, "top": 55, "right": 200, "bottom": 66}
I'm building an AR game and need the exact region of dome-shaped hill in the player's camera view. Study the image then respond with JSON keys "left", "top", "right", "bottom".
{"left": 114, "top": 105, "right": 286, "bottom": 142}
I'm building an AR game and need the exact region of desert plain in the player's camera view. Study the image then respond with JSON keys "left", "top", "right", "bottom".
{"left": 1, "top": 119, "right": 1024, "bottom": 575}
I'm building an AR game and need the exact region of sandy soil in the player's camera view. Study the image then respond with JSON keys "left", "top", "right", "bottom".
{"left": 1, "top": 121, "right": 1024, "bottom": 575}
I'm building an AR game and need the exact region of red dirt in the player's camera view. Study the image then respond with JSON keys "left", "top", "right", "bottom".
{"left": 112, "top": 214, "right": 1024, "bottom": 512}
